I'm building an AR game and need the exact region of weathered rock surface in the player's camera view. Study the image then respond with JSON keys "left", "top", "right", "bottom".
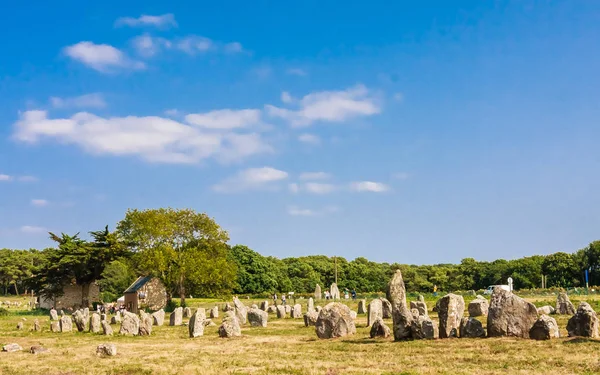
{"left": 73, "top": 310, "right": 87, "bottom": 332}
{"left": 267, "top": 305, "right": 277, "bottom": 314}
{"left": 411, "top": 315, "right": 438, "bottom": 339}
{"left": 411, "top": 308, "right": 420, "bottom": 319}
{"left": 468, "top": 298, "right": 489, "bottom": 317}
{"left": 308, "top": 298, "right": 315, "bottom": 313}
{"left": 567, "top": 302, "right": 599, "bottom": 338}
{"left": 247, "top": 308, "right": 268, "bottom": 327}
{"left": 260, "top": 301, "right": 269, "bottom": 311}
{"left": 315, "top": 284, "right": 322, "bottom": 300}
{"left": 276, "top": 305, "right": 286, "bottom": 318}
{"left": 537, "top": 305, "right": 555, "bottom": 315}
{"left": 139, "top": 314, "right": 153, "bottom": 336}
{"left": 556, "top": 292, "right": 576, "bottom": 315}
{"left": 291, "top": 304, "right": 302, "bottom": 319}
{"left": 381, "top": 298, "right": 392, "bottom": 319}
{"left": 330, "top": 283, "right": 340, "bottom": 300}
{"left": 285, "top": 305, "right": 292, "bottom": 314}
{"left": 219, "top": 312, "right": 242, "bottom": 338}
{"left": 304, "top": 311, "right": 319, "bottom": 327}
{"left": 50, "top": 321, "right": 60, "bottom": 333}
{"left": 96, "top": 343, "right": 117, "bottom": 357}
{"left": 487, "top": 288, "right": 538, "bottom": 338}
{"left": 460, "top": 317, "right": 485, "bottom": 338}
{"left": 101, "top": 320, "right": 113, "bottom": 336}
{"left": 33, "top": 319, "right": 41, "bottom": 332}
{"left": 388, "top": 270, "right": 413, "bottom": 341}
{"left": 530, "top": 315, "right": 560, "bottom": 340}
{"left": 367, "top": 299, "right": 383, "bottom": 327}
{"left": 60, "top": 315, "right": 72, "bottom": 332}
{"left": 417, "top": 295, "right": 425, "bottom": 303}
{"left": 410, "top": 301, "right": 428, "bottom": 316}
{"left": 370, "top": 317, "right": 391, "bottom": 338}
{"left": 16, "top": 322, "right": 23, "bottom": 330}
{"left": 30, "top": 345, "right": 48, "bottom": 354}
{"left": 183, "top": 307, "right": 192, "bottom": 318}
{"left": 210, "top": 306, "right": 219, "bottom": 319}
{"left": 2, "top": 343, "right": 22, "bottom": 352}
{"left": 151, "top": 309, "right": 165, "bottom": 326}
{"left": 189, "top": 308, "right": 206, "bottom": 338}
{"left": 233, "top": 297, "right": 247, "bottom": 325}
{"left": 357, "top": 299, "right": 367, "bottom": 314}
{"left": 315, "top": 302, "right": 356, "bottom": 339}
{"left": 90, "top": 313, "right": 101, "bottom": 333}
{"left": 204, "top": 319, "right": 217, "bottom": 327}
{"left": 170, "top": 307, "right": 183, "bottom": 326}
{"left": 50, "top": 308, "right": 58, "bottom": 321}
{"left": 438, "top": 293, "right": 465, "bottom": 338}
{"left": 119, "top": 312, "right": 140, "bottom": 336}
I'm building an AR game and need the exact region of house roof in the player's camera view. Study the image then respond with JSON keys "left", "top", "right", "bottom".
{"left": 124, "top": 276, "right": 152, "bottom": 294}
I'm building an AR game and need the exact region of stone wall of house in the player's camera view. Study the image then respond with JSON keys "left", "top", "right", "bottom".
{"left": 39, "top": 282, "right": 100, "bottom": 309}
{"left": 141, "top": 278, "right": 167, "bottom": 312}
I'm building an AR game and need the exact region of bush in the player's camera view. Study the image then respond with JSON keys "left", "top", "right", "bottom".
{"left": 0, "top": 308, "right": 9, "bottom": 316}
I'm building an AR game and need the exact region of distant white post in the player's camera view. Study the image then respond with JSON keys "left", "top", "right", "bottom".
{"left": 507, "top": 277, "right": 513, "bottom": 292}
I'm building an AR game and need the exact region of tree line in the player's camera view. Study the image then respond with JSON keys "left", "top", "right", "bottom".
{"left": 1, "top": 208, "right": 599, "bottom": 305}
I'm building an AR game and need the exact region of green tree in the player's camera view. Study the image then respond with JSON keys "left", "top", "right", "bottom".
{"left": 97, "top": 260, "right": 135, "bottom": 302}
{"left": 230, "top": 245, "right": 278, "bottom": 294}
{"left": 542, "top": 252, "right": 579, "bottom": 288}
{"left": 116, "top": 208, "right": 236, "bottom": 304}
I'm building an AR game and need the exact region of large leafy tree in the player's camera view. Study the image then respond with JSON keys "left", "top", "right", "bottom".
{"left": 116, "top": 208, "right": 236, "bottom": 305}
{"left": 230, "top": 245, "right": 278, "bottom": 294}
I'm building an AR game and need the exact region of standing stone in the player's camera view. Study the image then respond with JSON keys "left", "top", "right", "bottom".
{"left": 468, "top": 298, "right": 489, "bottom": 317}
{"left": 2, "top": 344, "right": 23, "bottom": 352}
{"left": 330, "top": 283, "right": 340, "bottom": 300}
{"left": 189, "top": 308, "right": 206, "bottom": 338}
{"left": 556, "top": 292, "right": 576, "bottom": 315}
{"left": 410, "top": 315, "right": 438, "bottom": 340}
{"left": 357, "top": 300, "right": 367, "bottom": 315}
{"left": 233, "top": 297, "right": 248, "bottom": 325}
{"left": 316, "top": 306, "right": 322, "bottom": 313}
{"left": 210, "top": 306, "right": 219, "bottom": 319}
{"left": 139, "top": 314, "right": 153, "bottom": 336}
{"left": 370, "top": 317, "right": 391, "bottom": 338}
{"left": 119, "top": 312, "right": 140, "bottom": 335}
{"left": 247, "top": 308, "right": 268, "bottom": 327}
{"left": 151, "top": 309, "right": 165, "bottom": 326}
{"left": 16, "top": 322, "right": 23, "bottom": 330}
{"left": 224, "top": 303, "right": 234, "bottom": 312}
{"left": 537, "top": 305, "right": 555, "bottom": 315}
{"left": 530, "top": 315, "right": 560, "bottom": 340}
{"left": 459, "top": 317, "right": 485, "bottom": 338}
{"left": 567, "top": 302, "right": 599, "bottom": 338}
{"left": 96, "top": 344, "right": 117, "bottom": 357}
{"left": 417, "top": 295, "right": 425, "bottom": 303}
{"left": 304, "top": 311, "right": 319, "bottom": 327}
{"left": 487, "top": 287, "right": 538, "bottom": 338}
{"left": 60, "top": 315, "right": 72, "bottom": 332}
{"left": 260, "top": 301, "right": 269, "bottom": 311}
{"left": 73, "top": 310, "right": 87, "bottom": 332}
{"left": 183, "top": 307, "right": 192, "bottom": 318}
{"left": 285, "top": 305, "right": 292, "bottom": 314}
{"left": 315, "top": 302, "right": 356, "bottom": 339}
{"left": 50, "top": 321, "right": 60, "bottom": 333}
{"left": 50, "top": 308, "right": 58, "bottom": 321}
{"left": 83, "top": 308, "right": 89, "bottom": 321}
{"left": 308, "top": 298, "right": 315, "bottom": 313}
{"left": 33, "top": 319, "right": 41, "bottom": 332}
{"left": 315, "top": 284, "right": 322, "bottom": 300}
{"left": 110, "top": 316, "right": 119, "bottom": 325}
{"left": 89, "top": 313, "right": 101, "bottom": 333}
{"left": 367, "top": 299, "right": 383, "bottom": 327}
{"left": 387, "top": 269, "right": 413, "bottom": 341}
{"left": 410, "top": 301, "right": 428, "bottom": 316}
{"left": 219, "top": 312, "right": 242, "bottom": 338}
{"left": 101, "top": 320, "right": 113, "bottom": 336}
{"left": 170, "top": 307, "right": 183, "bottom": 326}
{"left": 381, "top": 298, "right": 392, "bottom": 319}
{"left": 291, "top": 304, "right": 302, "bottom": 319}
{"left": 276, "top": 305, "right": 287, "bottom": 318}
{"left": 438, "top": 293, "right": 465, "bottom": 338}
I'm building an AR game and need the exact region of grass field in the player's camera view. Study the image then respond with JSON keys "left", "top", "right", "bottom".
{"left": 1, "top": 294, "right": 600, "bottom": 375}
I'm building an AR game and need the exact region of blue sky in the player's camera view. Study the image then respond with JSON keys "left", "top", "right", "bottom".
{"left": 1, "top": 1, "right": 599, "bottom": 264}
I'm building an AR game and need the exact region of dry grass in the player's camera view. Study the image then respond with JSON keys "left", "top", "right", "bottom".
{"left": 1, "top": 295, "right": 600, "bottom": 375}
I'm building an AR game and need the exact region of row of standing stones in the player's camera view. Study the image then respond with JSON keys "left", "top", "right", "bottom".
{"left": 5, "top": 272, "right": 598, "bottom": 354}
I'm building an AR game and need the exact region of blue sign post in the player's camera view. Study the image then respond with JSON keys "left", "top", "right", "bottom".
{"left": 585, "top": 269, "right": 589, "bottom": 291}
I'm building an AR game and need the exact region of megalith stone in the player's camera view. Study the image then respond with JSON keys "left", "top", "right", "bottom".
{"left": 260, "top": 301, "right": 269, "bottom": 311}
{"left": 210, "top": 306, "right": 219, "bottom": 319}
{"left": 357, "top": 299, "right": 367, "bottom": 314}
{"left": 50, "top": 321, "right": 60, "bottom": 332}
{"left": 89, "top": 313, "right": 101, "bottom": 333}
{"left": 417, "top": 295, "right": 425, "bottom": 303}
{"left": 410, "top": 301, "right": 428, "bottom": 316}
{"left": 370, "top": 317, "right": 391, "bottom": 338}
{"left": 110, "top": 316, "right": 120, "bottom": 325}
{"left": 50, "top": 308, "right": 58, "bottom": 321}
{"left": 247, "top": 308, "right": 268, "bottom": 327}
{"left": 411, "top": 315, "right": 438, "bottom": 339}
{"left": 16, "top": 322, "right": 23, "bottom": 330}
{"left": 381, "top": 298, "right": 392, "bottom": 319}
{"left": 119, "top": 312, "right": 140, "bottom": 336}
{"left": 308, "top": 298, "right": 315, "bottom": 313}
{"left": 219, "top": 312, "right": 242, "bottom": 338}
{"left": 60, "top": 315, "right": 72, "bottom": 332}
{"left": 304, "top": 311, "right": 319, "bottom": 327}
{"left": 189, "top": 308, "right": 206, "bottom": 338}
{"left": 267, "top": 305, "right": 277, "bottom": 314}
{"left": 315, "top": 284, "right": 322, "bottom": 300}
{"left": 556, "top": 292, "right": 576, "bottom": 315}
{"left": 291, "top": 304, "right": 302, "bottom": 319}
{"left": 183, "top": 307, "right": 192, "bottom": 318}
{"left": 387, "top": 269, "right": 413, "bottom": 341}
{"left": 537, "top": 305, "right": 555, "bottom": 315}
{"left": 139, "top": 314, "right": 153, "bottom": 336}
{"left": 487, "top": 287, "right": 538, "bottom": 338}
{"left": 170, "top": 307, "right": 183, "bottom": 326}
{"left": 468, "top": 298, "right": 489, "bottom": 317}
{"left": 33, "top": 319, "right": 41, "bottom": 332}
{"left": 151, "top": 309, "right": 165, "bottom": 326}
{"left": 276, "top": 305, "right": 286, "bottom": 318}
{"left": 530, "top": 315, "right": 560, "bottom": 340}
{"left": 567, "top": 302, "right": 599, "bottom": 338}
{"left": 460, "top": 317, "right": 485, "bottom": 338}
{"left": 367, "top": 299, "right": 383, "bottom": 327}
{"left": 233, "top": 297, "right": 247, "bottom": 325}
{"left": 315, "top": 302, "right": 356, "bottom": 339}
{"left": 330, "top": 283, "right": 340, "bottom": 300}
{"left": 438, "top": 293, "right": 465, "bottom": 338}
{"left": 96, "top": 344, "right": 117, "bottom": 357}
{"left": 73, "top": 310, "right": 87, "bottom": 332}
{"left": 101, "top": 320, "right": 113, "bottom": 336}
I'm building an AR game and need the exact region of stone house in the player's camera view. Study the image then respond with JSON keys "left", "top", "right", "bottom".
{"left": 123, "top": 276, "right": 167, "bottom": 313}
{"left": 39, "top": 282, "right": 100, "bottom": 310}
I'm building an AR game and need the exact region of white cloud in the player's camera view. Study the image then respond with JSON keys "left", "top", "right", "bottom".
{"left": 288, "top": 183, "right": 299, "bottom": 193}
{"left": 0, "top": 174, "right": 12, "bottom": 181}
{"left": 131, "top": 34, "right": 172, "bottom": 57}
{"left": 299, "top": 172, "right": 330, "bottom": 180}
{"left": 286, "top": 68, "right": 307, "bottom": 76}
{"left": 115, "top": 13, "right": 177, "bottom": 29}
{"left": 350, "top": 181, "right": 390, "bottom": 193}
{"left": 281, "top": 91, "right": 293, "bottom": 104}
{"left": 64, "top": 42, "right": 145, "bottom": 73}
{"left": 176, "top": 36, "right": 214, "bottom": 54}
{"left": 304, "top": 182, "right": 336, "bottom": 194}
{"left": 31, "top": 199, "right": 48, "bottom": 207}
{"left": 50, "top": 93, "right": 106, "bottom": 109}
{"left": 297, "top": 133, "right": 321, "bottom": 145}
{"left": 253, "top": 65, "right": 272, "bottom": 79}
{"left": 265, "top": 84, "right": 380, "bottom": 127}
{"left": 185, "top": 109, "right": 261, "bottom": 130}
{"left": 20, "top": 225, "right": 47, "bottom": 234}
{"left": 12, "top": 110, "right": 272, "bottom": 164}
{"left": 213, "top": 167, "right": 288, "bottom": 193}
{"left": 287, "top": 205, "right": 338, "bottom": 216}
{"left": 224, "top": 42, "right": 243, "bottom": 53}
{"left": 130, "top": 34, "right": 242, "bottom": 57}
{"left": 17, "top": 175, "right": 38, "bottom": 182}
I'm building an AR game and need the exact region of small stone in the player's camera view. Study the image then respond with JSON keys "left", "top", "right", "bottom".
{"left": 96, "top": 344, "right": 117, "bottom": 357}
{"left": 3, "top": 343, "right": 22, "bottom": 352}
{"left": 315, "top": 302, "right": 356, "bottom": 339}
{"left": 537, "top": 305, "right": 555, "bottom": 315}
{"left": 210, "top": 306, "right": 219, "bottom": 319}
{"left": 90, "top": 313, "right": 101, "bottom": 333}
{"left": 183, "top": 307, "right": 192, "bottom": 318}
{"left": 530, "top": 315, "right": 560, "bottom": 340}
{"left": 60, "top": 315, "right": 73, "bottom": 332}
{"left": 49, "top": 308, "right": 58, "bottom": 321}
{"left": 411, "top": 315, "right": 438, "bottom": 340}
{"left": 101, "top": 320, "right": 113, "bottom": 336}
{"left": 16, "top": 322, "right": 23, "bottom": 330}
{"left": 556, "top": 292, "right": 576, "bottom": 315}
{"left": 370, "top": 318, "right": 391, "bottom": 338}
{"left": 50, "top": 321, "right": 60, "bottom": 332}
{"left": 151, "top": 309, "right": 165, "bottom": 326}
{"left": 219, "top": 312, "right": 242, "bottom": 338}
{"left": 170, "top": 307, "right": 183, "bottom": 326}
{"left": 460, "top": 317, "right": 486, "bottom": 338}
{"left": 276, "top": 305, "right": 287, "bottom": 318}
{"left": 291, "top": 304, "right": 302, "bottom": 319}
{"left": 204, "top": 319, "right": 217, "bottom": 327}
{"left": 247, "top": 308, "right": 268, "bottom": 327}
{"left": 189, "top": 308, "right": 206, "bottom": 338}
{"left": 357, "top": 300, "right": 367, "bottom": 314}
{"left": 260, "top": 301, "right": 269, "bottom": 311}
{"left": 468, "top": 298, "right": 489, "bottom": 317}
{"left": 139, "top": 314, "right": 153, "bottom": 336}
{"left": 30, "top": 345, "right": 48, "bottom": 354}
{"left": 304, "top": 311, "right": 319, "bottom": 327}
{"left": 567, "top": 302, "right": 599, "bottom": 338}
